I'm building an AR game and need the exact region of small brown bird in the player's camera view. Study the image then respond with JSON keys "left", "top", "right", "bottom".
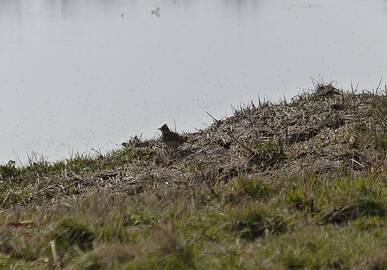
{"left": 158, "top": 124, "right": 187, "bottom": 151}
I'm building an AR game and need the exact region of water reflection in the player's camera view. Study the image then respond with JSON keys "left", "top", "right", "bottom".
{"left": 0, "top": 0, "right": 265, "bottom": 21}
{"left": 0, "top": 0, "right": 136, "bottom": 22}
{"left": 222, "top": 0, "right": 262, "bottom": 12}
{"left": 0, "top": 0, "right": 386, "bottom": 163}
{"left": 0, "top": 0, "right": 21, "bottom": 23}
{"left": 58, "top": 0, "right": 135, "bottom": 19}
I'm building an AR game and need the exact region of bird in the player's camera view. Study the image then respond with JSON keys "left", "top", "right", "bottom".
{"left": 158, "top": 124, "right": 187, "bottom": 151}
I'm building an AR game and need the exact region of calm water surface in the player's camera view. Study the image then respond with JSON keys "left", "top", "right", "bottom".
{"left": 0, "top": 0, "right": 387, "bottom": 163}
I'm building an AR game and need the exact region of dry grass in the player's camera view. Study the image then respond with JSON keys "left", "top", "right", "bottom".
{"left": 1, "top": 83, "right": 386, "bottom": 207}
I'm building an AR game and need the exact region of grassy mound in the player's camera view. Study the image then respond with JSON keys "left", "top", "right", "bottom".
{"left": 0, "top": 84, "right": 385, "bottom": 269}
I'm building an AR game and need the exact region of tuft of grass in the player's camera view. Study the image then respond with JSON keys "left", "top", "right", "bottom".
{"left": 50, "top": 219, "right": 95, "bottom": 252}
{"left": 94, "top": 220, "right": 130, "bottom": 244}
{"left": 70, "top": 244, "right": 138, "bottom": 270}
{"left": 123, "top": 211, "right": 156, "bottom": 227}
{"left": 230, "top": 176, "right": 274, "bottom": 200}
{"left": 353, "top": 216, "right": 385, "bottom": 231}
{"left": 249, "top": 138, "right": 286, "bottom": 170}
{"left": 285, "top": 188, "right": 315, "bottom": 212}
{"left": 120, "top": 226, "right": 198, "bottom": 270}
{"left": 280, "top": 254, "right": 306, "bottom": 270}
{"left": 0, "top": 160, "right": 20, "bottom": 179}
{"left": 321, "top": 199, "right": 386, "bottom": 225}
{"left": 230, "top": 206, "right": 287, "bottom": 240}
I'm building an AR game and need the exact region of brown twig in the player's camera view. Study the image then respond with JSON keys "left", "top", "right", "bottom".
{"left": 199, "top": 170, "right": 220, "bottom": 201}
{"left": 225, "top": 130, "right": 255, "bottom": 155}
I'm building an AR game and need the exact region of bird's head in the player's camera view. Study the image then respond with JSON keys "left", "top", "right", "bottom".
{"left": 158, "top": 124, "right": 170, "bottom": 134}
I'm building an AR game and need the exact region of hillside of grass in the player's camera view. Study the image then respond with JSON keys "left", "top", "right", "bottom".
{"left": 0, "top": 84, "right": 386, "bottom": 269}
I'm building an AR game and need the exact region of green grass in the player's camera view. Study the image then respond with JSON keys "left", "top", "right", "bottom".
{"left": 50, "top": 218, "right": 95, "bottom": 252}
{"left": 230, "top": 206, "right": 287, "bottom": 240}
{"left": 249, "top": 138, "right": 286, "bottom": 169}
{"left": 229, "top": 176, "right": 274, "bottom": 200}
{"left": 0, "top": 171, "right": 385, "bottom": 269}
{"left": 0, "top": 160, "right": 19, "bottom": 179}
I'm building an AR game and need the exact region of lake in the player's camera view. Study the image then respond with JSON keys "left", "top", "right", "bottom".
{"left": 0, "top": 0, "right": 386, "bottom": 163}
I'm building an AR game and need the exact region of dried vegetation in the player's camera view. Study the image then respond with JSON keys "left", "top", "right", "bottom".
{"left": 1, "top": 83, "right": 386, "bottom": 206}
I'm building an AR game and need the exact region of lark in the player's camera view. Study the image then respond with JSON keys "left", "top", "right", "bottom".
{"left": 158, "top": 124, "right": 187, "bottom": 151}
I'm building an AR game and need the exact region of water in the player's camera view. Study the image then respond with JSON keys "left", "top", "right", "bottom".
{"left": 0, "top": 0, "right": 386, "bottom": 163}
